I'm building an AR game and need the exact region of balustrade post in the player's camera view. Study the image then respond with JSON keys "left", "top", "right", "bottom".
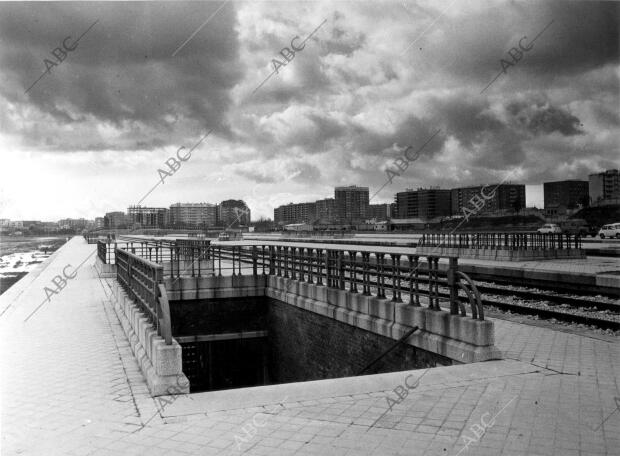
{"left": 283, "top": 247, "right": 289, "bottom": 278}
{"left": 411, "top": 255, "right": 420, "bottom": 306}
{"left": 325, "top": 250, "right": 332, "bottom": 287}
{"left": 252, "top": 246, "right": 258, "bottom": 276}
{"left": 392, "top": 254, "right": 402, "bottom": 302}
{"left": 377, "top": 253, "right": 385, "bottom": 299}
{"left": 317, "top": 249, "right": 324, "bottom": 286}
{"left": 349, "top": 251, "right": 358, "bottom": 293}
{"left": 299, "top": 248, "right": 305, "bottom": 282}
{"left": 306, "top": 249, "right": 313, "bottom": 284}
{"left": 338, "top": 251, "right": 345, "bottom": 290}
{"left": 291, "top": 248, "right": 297, "bottom": 280}
{"left": 448, "top": 257, "right": 459, "bottom": 315}
{"left": 268, "top": 246, "right": 275, "bottom": 275}
{"left": 261, "top": 246, "right": 266, "bottom": 275}
{"left": 362, "top": 252, "right": 370, "bottom": 295}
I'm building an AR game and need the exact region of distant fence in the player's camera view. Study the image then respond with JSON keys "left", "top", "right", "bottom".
{"left": 419, "top": 232, "right": 582, "bottom": 250}
{"left": 281, "top": 231, "right": 354, "bottom": 239}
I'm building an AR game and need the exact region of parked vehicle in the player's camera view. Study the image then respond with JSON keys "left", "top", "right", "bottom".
{"left": 559, "top": 219, "right": 593, "bottom": 236}
{"left": 537, "top": 223, "right": 562, "bottom": 234}
{"left": 598, "top": 223, "right": 620, "bottom": 239}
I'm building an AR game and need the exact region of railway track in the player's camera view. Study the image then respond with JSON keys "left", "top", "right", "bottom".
{"left": 404, "top": 280, "right": 620, "bottom": 331}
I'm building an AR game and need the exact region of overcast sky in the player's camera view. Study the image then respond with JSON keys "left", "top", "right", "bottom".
{"left": 0, "top": 0, "right": 618, "bottom": 221}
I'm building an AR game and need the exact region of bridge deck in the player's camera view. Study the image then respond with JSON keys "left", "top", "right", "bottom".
{"left": 1, "top": 237, "right": 619, "bottom": 455}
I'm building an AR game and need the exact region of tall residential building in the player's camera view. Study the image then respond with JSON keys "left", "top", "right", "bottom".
{"left": 127, "top": 206, "right": 169, "bottom": 228}
{"left": 274, "top": 202, "right": 317, "bottom": 225}
{"left": 219, "top": 200, "right": 250, "bottom": 227}
{"left": 589, "top": 169, "right": 620, "bottom": 203}
{"left": 58, "top": 218, "right": 89, "bottom": 230}
{"left": 94, "top": 217, "right": 105, "bottom": 229}
{"left": 334, "top": 186, "right": 369, "bottom": 223}
{"left": 395, "top": 189, "right": 451, "bottom": 219}
{"left": 543, "top": 180, "right": 589, "bottom": 209}
{"left": 104, "top": 211, "right": 128, "bottom": 229}
{"left": 315, "top": 198, "right": 336, "bottom": 223}
{"left": 451, "top": 184, "right": 525, "bottom": 215}
{"left": 367, "top": 203, "right": 391, "bottom": 221}
{"left": 169, "top": 203, "right": 217, "bottom": 227}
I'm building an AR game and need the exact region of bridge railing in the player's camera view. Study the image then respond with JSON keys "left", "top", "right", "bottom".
{"left": 97, "top": 240, "right": 108, "bottom": 263}
{"left": 165, "top": 244, "right": 484, "bottom": 320}
{"left": 112, "top": 240, "right": 485, "bottom": 320}
{"left": 84, "top": 234, "right": 105, "bottom": 244}
{"left": 115, "top": 247, "right": 172, "bottom": 344}
{"left": 95, "top": 241, "right": 131, "bottom": 265}
{"left": 419, "top": 232, "right": 582, "bottom": 250}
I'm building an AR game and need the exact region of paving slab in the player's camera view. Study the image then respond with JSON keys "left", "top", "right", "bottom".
{"left": 1, "top": 236, "right": 619, "bottom": 455}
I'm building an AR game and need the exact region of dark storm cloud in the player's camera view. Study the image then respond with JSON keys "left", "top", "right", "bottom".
{"left": 407, "top": 0, "right": 618, "bottom": 90}
{"left": 0, "top": 1, "right": 242, "bottom": 151}
{"left": 429, "top": 95, "right": 505, "bottom": 148}
{"left": 506, "top": 97, "right": 583, "bottom": 136}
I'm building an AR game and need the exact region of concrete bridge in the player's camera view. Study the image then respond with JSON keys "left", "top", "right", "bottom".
{"left": 96, "top": 237, "right": 498, "bottom": 396}
{"left": 2, "top": 236, "right": 619, "bottom": 455}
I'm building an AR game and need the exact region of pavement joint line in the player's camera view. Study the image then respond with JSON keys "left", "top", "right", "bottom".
{"left": 96, "top": 278, "right": 147, "bottom": 427}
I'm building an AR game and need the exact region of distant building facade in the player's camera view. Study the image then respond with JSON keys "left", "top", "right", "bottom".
{"left": 127, "top": 206, "right": 168, "bottom": 228}
{"left": 395, "top": 188, "right": 451, "bottom": 219}
{"left": 104, "top": 211, "right": 128, "bottom": 229}
{"left": 334, "top": 186, "right": 369, "bottom": 223}
{"left": 274, "top": 202, "right": 316, "bottom": 225}
{"left": 543, "top": 180, "right": 589, "bottom": 210}
{"left": 451, "top": 184, "right": 525, "bottom": 216}
{"left": 315, "top": 198, "right": 336, "bottom": 223}
{"left": 58, "top": 218, "right": 89, "bottom": 230}
{"left": 219, "top": 200, "right": 250, "bottom": 227}
{"left": 169, "top": 203, "right": 217, "bottom": 227}
{"left": 589, "top": 169, "right": 620, "bottom": 204}
{"left": 94, "top": 217, "right": 105, "bottom": 229}
{"left": 367, "top": 203, "right": 391, "bottom": 221}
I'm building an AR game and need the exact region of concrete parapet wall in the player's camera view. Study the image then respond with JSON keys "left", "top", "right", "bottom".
{"left": 416, "top": 246, "right": 585, "bottom": 261}
{"left": 164, "top": 274, "right": 267, "bottom": 301}
{"left": 94, "top": 257, "right": 116, "bottom": 277}
{"left": 109, "top": 282, "right": 188, "bottom": 397}
{"left": 265, "top": 276, "right": 500, "bottom": 363}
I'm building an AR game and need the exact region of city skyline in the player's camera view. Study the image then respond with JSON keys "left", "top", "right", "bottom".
{"left": 3, "top": 167, "right": 612, "bottom": 225}
{"left": 0, "top": 1, "right": 618, "bottom": 221}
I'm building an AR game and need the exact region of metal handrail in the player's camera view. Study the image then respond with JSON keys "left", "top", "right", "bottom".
{"left": 115, "top": 247, "right": 172, "bottom": 344}
{"left": 114, "top": 240, "right": 486, "bottom": 321}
